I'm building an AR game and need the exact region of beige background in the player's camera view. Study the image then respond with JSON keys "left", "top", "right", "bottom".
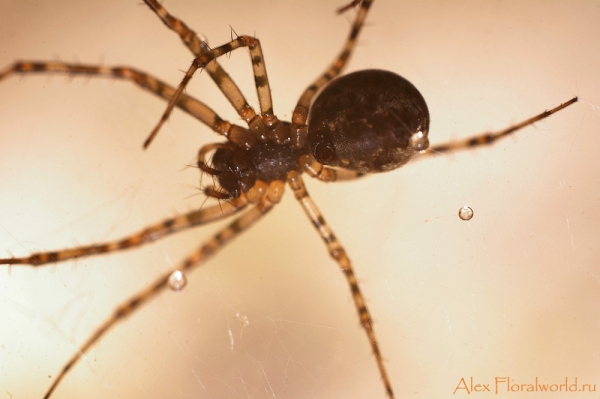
{"left": 0, "top": 1, "right": 598, "bottom": 398}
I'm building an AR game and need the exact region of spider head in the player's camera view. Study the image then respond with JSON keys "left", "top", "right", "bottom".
{"left": 306, "top": 69, "right": 430, "bottom": 173}
{"left": 208, "top": 144, "right": 256, "bottom": 199}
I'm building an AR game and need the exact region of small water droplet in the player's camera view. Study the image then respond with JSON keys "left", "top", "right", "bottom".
{"left": 409, "top": 130, "right": 429, "bottom": 152}
{"left": 458, "top": 206, "right": 474, "bottom": 221}
{"left": 168, "top": 270, "right": 187, "bottom": 292}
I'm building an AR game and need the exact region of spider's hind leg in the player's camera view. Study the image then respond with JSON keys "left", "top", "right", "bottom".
{"left": 423, "top": 97, "right": 578, "bottom": 157}
{"left": 287, "top": 171, "right": 394, "bottom": 399}
{"left": 291, "top": 0, "right": 374, "bottom": 149}
{"left": 299, "top": 154, "right": 366, "bottom": 182}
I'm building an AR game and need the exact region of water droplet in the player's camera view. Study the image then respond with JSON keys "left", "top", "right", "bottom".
{"left": 168, "top": 270, "right": 187, "bottom": 292}
{"left": 409, "top": 130, "right": 429, "bottom": 152}
{"left": 458, "top": 206, "right": 474, "bottom": 221}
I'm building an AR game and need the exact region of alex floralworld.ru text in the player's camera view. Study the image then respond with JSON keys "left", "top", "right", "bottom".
{"left": 454, "top": 377, "right": 596, "bottom": 394}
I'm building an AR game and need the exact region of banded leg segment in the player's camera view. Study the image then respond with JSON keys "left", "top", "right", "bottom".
{"left": 290, "top": 0, "right": 374, "bottom": 149}
{"left": 143, "top": 0, "right": 265, "bottom": 137}
{"left": 287, "top": 171, "right": 394, "bottom": 399}
{"left": 299, "top": 154, "right": 365, "bottom": 182}
{"left": 0, "top": 196, "right": 249, "bottom": 266}
{"left": 42, "top": 188, "right": 282, "bottom": 399}
{"left": 0, "top": 62, "right": 254, "bottom": 148}
{"left": 422, "top": 97, "right": 578, "bottom": 157}
{"left": 146, "top": 35, "right": 288, "bottom": 149}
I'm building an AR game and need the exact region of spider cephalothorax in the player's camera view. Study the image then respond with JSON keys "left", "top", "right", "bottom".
{"left": 203, "top": 135, "right": 305, "bottom": 199}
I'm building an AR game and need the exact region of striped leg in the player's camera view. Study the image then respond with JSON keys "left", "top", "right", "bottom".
{"left": 0, "top": 195, "right": 249, "bottom": 266}
{"left": 0, "top": 62, "right": 254, "bottom": 149}
{"left": 42, "top": 186, "right": 283, "bottom": 399}
{"left": 290, "top": 0, "right": 374, "bottom": 149}
{"left": 286, "top": 171, "right": 394, "bottom": 399}
{"left": 143, "top": 0, "right": 266, "bottom": 143}
{"left": 422, "top": 97, "right": 578, "bottom": 157}
{"left": 147, "top": 34, "right": 287, "bottom": 148}
{"left": 336, "top": 0, "right": 364, "bottom": 14}
{"left": 299, "top": 154, "right": 365, "bottom": 182}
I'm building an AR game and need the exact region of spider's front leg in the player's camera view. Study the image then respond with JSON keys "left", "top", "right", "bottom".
{"left": 0, "top": 62, "right": 254, "bottom": 149}
{"left": 146, "top": 35, "right": 288, "bottom": 148}
{"left": 40, "top": 183, "right": 284, "bottom": 399}
{"left": 0, "top": 195, "right": 249, "bottom": 266}
{"left": 143, "top": 0, "right": 267, "bottom": 138}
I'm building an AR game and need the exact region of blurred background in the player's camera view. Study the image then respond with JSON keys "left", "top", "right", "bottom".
{"left": 0, "top": 1, "right": 598, "bottom": 398}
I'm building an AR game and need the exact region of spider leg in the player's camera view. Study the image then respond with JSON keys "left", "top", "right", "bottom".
{"left": 143, "top": 0, "right": 266, "bottom": 142}
{"left": 337, "top": 0, "right": 363, "bottom": 14}
{"left": 147, "top": 35, "right": 285, "bottom": 148}
{"left": 287, "top": 171, "right": 394, "bottom": 399}
{"left": 291, "top": 0, "right": 373, "bottom": 148}
{"left": 0, "top": 194, "right": 249, "bottom": 266}
{"left": 299, "top": 154, "right": 366, "bottom": 182}
{"left": 422, "top": 97, "right": 578, "bottom": 157}
{"left": 42, "top": 185, "right": 283, "bottom": 399}
{"left": 0, "top": 62, "right": 254, "bottom": 149}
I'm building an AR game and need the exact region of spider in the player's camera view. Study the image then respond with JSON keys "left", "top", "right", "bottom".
{"left": 0, "top": 0, "right": 582, "bottom": 398}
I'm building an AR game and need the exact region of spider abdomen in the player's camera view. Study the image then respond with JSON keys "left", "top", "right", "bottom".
{"left": 307, "top": 69, "right": 430, "bottom": 173}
